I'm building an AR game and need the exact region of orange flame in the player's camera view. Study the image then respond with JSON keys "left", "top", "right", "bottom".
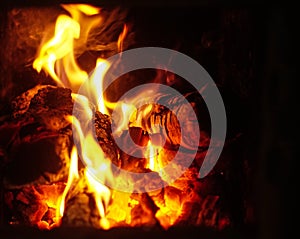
{"left": 117, "top": 24, "right": 128, "bottom": 52}
{"left": 32, "top": 3, "right": 180, "bottom": 230}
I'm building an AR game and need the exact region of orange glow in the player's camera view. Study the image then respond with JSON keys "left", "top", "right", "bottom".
{"left": 57, "top": 146, "right": 79, "bottom": 221}
{"left": 117, "top": 24, "right": 128, "bottom": 52}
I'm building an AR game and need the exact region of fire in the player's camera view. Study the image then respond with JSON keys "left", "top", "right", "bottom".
{"left": 29, "top": 3, "right": 218, "bottom": 231}
{"left": 62, "top": 4, "right": 101, "bottom": 16}
{"left": 89, "top": 58, "right": 111, "bottom": 115}
{"left": 57, "top": 146, "right": 79, "bottom": 220}
{"left": 85, "top": 170, "right": 111, "bottom": 229}
{"left": 147, "top": 140, "right": 159, "bottom": 171}
{"left": 32, "top": 4, "right": 122, "bottom": 229}
{"left": 31, "top": 3, "right": 184, "bottom": 228}
{"left": 109, "top": 102, "right": 137, "bottom": 138}
{"left": 33, "top": 14, "right": 87, "bottom": 90}
{"left": 33, "top": 4, "right": 102, "bottom": 93}
{"left": 117, "top": 24, "right": 128, "bottom": 52}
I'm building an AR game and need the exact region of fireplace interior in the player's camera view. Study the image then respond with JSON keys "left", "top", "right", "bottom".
{"left": 0, "top": 1, "right": 297, "bottom": 239}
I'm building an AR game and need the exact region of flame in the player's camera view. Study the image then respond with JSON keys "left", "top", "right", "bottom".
{"left": 32, "top": 3, "right": 196, "bottom": 230}
{"left": 62, "top": 4, "right": 101, "bottom": 16}
{"left": 117, "top": 24, "right": 128, "bottom": 52}
{"left": 33, "top": 14, "right": 83, "bottom": 88}
{"left": 108, "top": 102, "right": 137, "bottom": 137}
{"left": 68, "top": 102, "right": 113, "bottom": 228}
{"left": 33, "top": 4, "right": 119, "bottom": 227}
{"left": 89, "top": 58, "right": 111, "bottom": 115}
{"left": 85, "top": 170, "right": 111, "bottom": 229}
{"left": 146, "top": 140, "right": 160, "bottom": 171}
{"left": 57, "top": 146, "right": 79, "bottom": 221}
{"left": 33, "top": 4, "right": 102, "bottom": 92}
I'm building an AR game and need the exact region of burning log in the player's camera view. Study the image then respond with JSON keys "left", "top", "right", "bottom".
{"left": 3, "top": 85, "right": 73, "bottom": 186}
{"left": 2, "top": 85, "right": 119, "bottom": 186}
{"left": 1, "top": 85, "right": 119, "bottom": 228}
{"left": 0, "top": 2, "right": 242, "bottom": 232}
{"left": 130, "top": 94, "right": 209, "bottom": 153}
{"left": 1, "top": 85, "right": 228, "bottom": 230}
{"left": 94, "top": 111, "right": 119, "bottom": 167}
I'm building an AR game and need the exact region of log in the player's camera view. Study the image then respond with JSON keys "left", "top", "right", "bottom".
{"left": 94, "top": 111, "right": 119, "bottom": 167}
{"left": 4, "top": 85, "right": 73, "bottom": 187}
{"left": 2, "top": 85, "right": 119, "bottom": 228}
{"left": 129, "top": 93, "right": 209, "bottom": 151}
{"left": 2, "top": 85, "right": 231, "bottom": 230}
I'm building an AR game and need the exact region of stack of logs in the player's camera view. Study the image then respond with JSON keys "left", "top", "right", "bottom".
{"left": 0, "top": 85, "right": 230, "bottom": 230}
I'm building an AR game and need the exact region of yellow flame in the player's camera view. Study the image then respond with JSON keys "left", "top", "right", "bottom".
{"left": 57, "top": 146, "right": 79, "bottom": 220}
{"left": 89, "top": 58, "right": 111, "bottom": 114}
{"left": 33, "top": 14, "right": 84, "bottom": 88}
{"left": 32, "top": 4, "right": 137, "bottom": 229}
{"left": 62, "top": 4, "right": 101, "bottom": 16}
{"left": 64, "top": 113, "right": 113, "bottom": 229}
{"left": 33, "top": 4, "right": 102, "bottom": 93}
{"left": 147, "top": 140, "right": 161, "bottom": 171}
{"left": 85, "top": 170, "right": 111, "bottom": 229}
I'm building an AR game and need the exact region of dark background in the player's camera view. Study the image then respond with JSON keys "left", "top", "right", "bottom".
{"left": 0, "top": 1, "right": 298, "bottom": 238}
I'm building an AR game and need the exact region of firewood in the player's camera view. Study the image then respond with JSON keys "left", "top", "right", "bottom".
{"left": 3, "top": 85, "right": 120, "bottom": 228}
{"left": 12, "top": 85, "right": 73, "bottom": 129}
{"left": 94, "top": 111, "right": 119, "bottom": 167}
{"left": 131, "top": 93, "right": 207, "bottom": 151}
